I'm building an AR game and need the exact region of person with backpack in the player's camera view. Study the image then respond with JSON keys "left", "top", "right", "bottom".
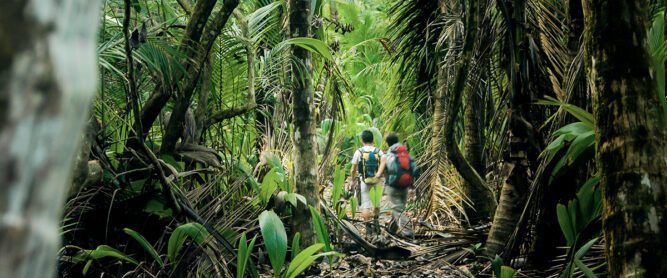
{"left": 348, "top": 130, "right": 383, "bottom": 234}
{"left": 375, "top": 132, "right": 417, "bottom": 238}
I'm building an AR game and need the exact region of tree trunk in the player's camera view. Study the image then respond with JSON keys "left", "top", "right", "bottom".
{"left": 0, "top": 1, "right": 101, "bottom": 277}
{"left": 583, "top": 1, "right": 667, "bottom": 276}
{"left": 443, "top": 0, "right": 496, "bottom": 226}
{"left": 485, "top": 0, "right": 536, "bottom": 258}
{"left": 463, "top": 80, "right": 492, "bottom": 221}
{"left": 289, "top": 0, "right": 319, "bottom": 247}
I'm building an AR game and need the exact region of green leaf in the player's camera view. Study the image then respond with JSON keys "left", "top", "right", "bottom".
{"left": 278, "top": 38, "right": 335, "bottom": 62}
{"left": 499, "top": 266, "right": 518, "bottom": 278}
{"left": 259, "top": 210, "right": 288, "bottom": 277}
{"left": 350, "top": 197, "right": 358, "bottom": 217}
{"left": 310, "top": 206, "right": 333, "bottom": 264}
{"left": 283, "top": 243, "right": 325, "bottom": 278}
{"left": 72, "top": 245, "right": 138, "bottom": 267}
{"left": 369, "top": 184, "right": 384, "bottom": 209}
{"left": 260, "top": 168, "right": 280, "bottom": 205}
{"left": 574, "top": 238, "right": 600, "bottom": 278}
{"left": 557, "top": 204, "right": 575, "bottom": 246}
{"left": 291, "top": 232, "right": 301, "bottom": 262}
{"left": 577, "top": 176, "right": 601, "bottom": 226}
{"left": 332, "top": 165, "right": 345, "bottom": 205}
{"left": 491, "top": 255, "right": 503, "bottom": 278}
{"left": 168, "top": 223, "right": 210, "bottom": 262}
{"left": 537, "top": 97, "right": 594, "bottom": 127}
{"left": 124, "top": 228, "right": 164, "bottom": 266}
{"left": 237, "top": 232, "right": 257, "bottom": 278}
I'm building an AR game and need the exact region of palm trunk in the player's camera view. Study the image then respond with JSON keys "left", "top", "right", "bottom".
{"left": 485, "top": 0, "right": 536, "bottom": 258}
{"left": 463, "top": 80, "right": 492, "bottom": 221}
{"left": 289, "top": 0, "right": 319, "bottom": 247}
{"left": 0, "top": 1, "right": 101, "bottom": 276}
{"left": 584, "top": 1, "right": 667, "bottom": 276}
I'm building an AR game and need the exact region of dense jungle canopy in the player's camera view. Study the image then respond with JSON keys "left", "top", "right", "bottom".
{"left": 1, "top": 0, "right": 667, "bottom": 277}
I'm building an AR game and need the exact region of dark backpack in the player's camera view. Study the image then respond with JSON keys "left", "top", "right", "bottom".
{"left": 386, "top": 144, "right": 417, "bottom": 187}
{"left": 357, "top": 147, "right": 380, "bottom": 184}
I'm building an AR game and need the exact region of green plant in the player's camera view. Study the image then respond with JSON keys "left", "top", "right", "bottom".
{"left": 369, "top": 184, "right": 383, "bottom": 209}
{"left": 332, "top": 165, "right": 345, "bottom": 206}
{"left": 259, "top": 168, "right": 280, "bottom": 205}
{"left": 462, "top": 243, "right": 487, "bottom": 275}
{"left": 167, "top": 222, "right": 210, "bottom": 263}
{"left": 124, "top": 228, "right": 164, "bottom": 267}
{"left": 237, "top": 232, "right": 257, "bottom": 278}
{"left": 68, "top": 245, "right": 138, "bottom": 275}
{"left": 310, "top": 205, "right": 334, "bottom": 265}
{"left": 557, "top": 177, "right": 604, "bottom": 278}
{"left": 491, "top": 255, "right": 518, "bottom": 278}
{"left": 349, "top": 196, "right": 358, "bottom": 217}
{"left": 538, "top": 97, "right": 595, "bottom": 183}
{"left": 259, "top": 210, "right": 287, "bottom": 277}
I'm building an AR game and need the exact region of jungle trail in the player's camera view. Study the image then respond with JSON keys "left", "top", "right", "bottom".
{"left": 1, "top": 0, "right": 666, "bottom": 277}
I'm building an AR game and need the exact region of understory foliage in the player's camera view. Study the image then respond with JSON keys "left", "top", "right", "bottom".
{"left": 54, "top": 0, "right": 667, "bottom": 277}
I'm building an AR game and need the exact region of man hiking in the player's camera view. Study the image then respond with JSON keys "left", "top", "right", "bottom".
{"left": 348, "top": 130, "right": 383, "bottom": 235}
{"left": 376, "top": 132, "right": 417, "bottom": 238}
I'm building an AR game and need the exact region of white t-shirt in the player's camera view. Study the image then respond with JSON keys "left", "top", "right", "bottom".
{"left": 351, "top": 145, "right": 384, "bottom": 165}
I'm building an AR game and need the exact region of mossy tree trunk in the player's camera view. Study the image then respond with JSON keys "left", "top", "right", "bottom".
{"left": 289, "top": 0, "right": 319, "bottom": 247}
{"left": 0, "top": 0, "right": 101, "bottom": 276}
{"left": 583, "top": 0, "right": 667, "bottom": 276}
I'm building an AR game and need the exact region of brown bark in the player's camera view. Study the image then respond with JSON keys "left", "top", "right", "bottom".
{"left": 584, "top": 0, "right": 667, "bottom": 276}
{"left": 161, "top": 0, "right": 240, "bottom": 153}
{"left": 485, "top": 0, "right": 537, "bottom": 258}
{"left": 443, "top": 0, "right": 496, "bottom": 222}
{"left": 0, "top": 0, "right": 101, "bottom": 276}
{"left": 125, "top": 0, "right": 218, "bottom": 151}
{"left": 463, "top": 84, "right": 492, "bottom": 220}
{"left": 289, "top": 0, "right": 320, "bottom": 247}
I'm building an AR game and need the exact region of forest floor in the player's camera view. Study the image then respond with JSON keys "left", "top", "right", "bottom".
{"left": 262, "top": 186, "right": 490, "bottom": 277}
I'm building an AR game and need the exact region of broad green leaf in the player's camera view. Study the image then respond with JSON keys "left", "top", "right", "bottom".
{"left": 259, "top": 210, "right": 287, "bottom": 277}
{"left": 168, "top": 222, "right": 210, "bottom": 262}
{"left": 283, "top": 243, "right": 325, "bottom": 278}
{"left": 278, "top": 38, "right": 334, "bottom": 62}
{"left": 537, "top": 97, "right": 593, "bottom": 127}
{"left": 260, "top": 169, "right": 280, "bottom": 205}
{"left": 124, "top": 228, "right": 163, "bottom": 266}
{"left": 499, "top": 266, "right": 518, "bottom": 278}
{"left": 557, "top": 204, "right": 575, "bottom": 246}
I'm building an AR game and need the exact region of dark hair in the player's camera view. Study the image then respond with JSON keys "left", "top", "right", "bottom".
{"left": 385, "top": 132, "right": 399, "bottom": 146}
{"left": 361, "top": 130, "right": 374, "bottom": 144}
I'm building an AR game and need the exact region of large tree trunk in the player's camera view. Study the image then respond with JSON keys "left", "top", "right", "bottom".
{"left": 289, "top": 0, "right": 319, "bottom": 247}
{"left": 0, "top": 1, "right": 101, "bottom": 277}
{"left": 583, "top": 1, "right": 667, "bottom": 276}
{"left": 485, "top": 0, "right": 537, "bottom": 258}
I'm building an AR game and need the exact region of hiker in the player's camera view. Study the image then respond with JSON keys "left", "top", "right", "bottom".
{"left": 376, "top": 132, "right": 417, "bottom": 238}
{"left": 347, "top": 130, "right": 383, "bottom": 234}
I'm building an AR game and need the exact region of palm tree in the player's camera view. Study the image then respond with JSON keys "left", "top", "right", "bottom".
{"left": 288, "top": 0, "right": 320, "bottom": 247}
{"left": 584, "top": 0, "right": 667, "bottom": 275}
{"left": 0, "top": 1, "right": 102, "bottom": 277}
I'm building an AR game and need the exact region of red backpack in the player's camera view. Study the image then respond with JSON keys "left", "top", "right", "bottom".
{"left": 387, "top": 144, "right": 417, "bottom": 187}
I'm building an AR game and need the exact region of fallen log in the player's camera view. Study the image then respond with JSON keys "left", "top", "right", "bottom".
{"left": 319, "top": 200, "right": 411, "bottom": 260}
